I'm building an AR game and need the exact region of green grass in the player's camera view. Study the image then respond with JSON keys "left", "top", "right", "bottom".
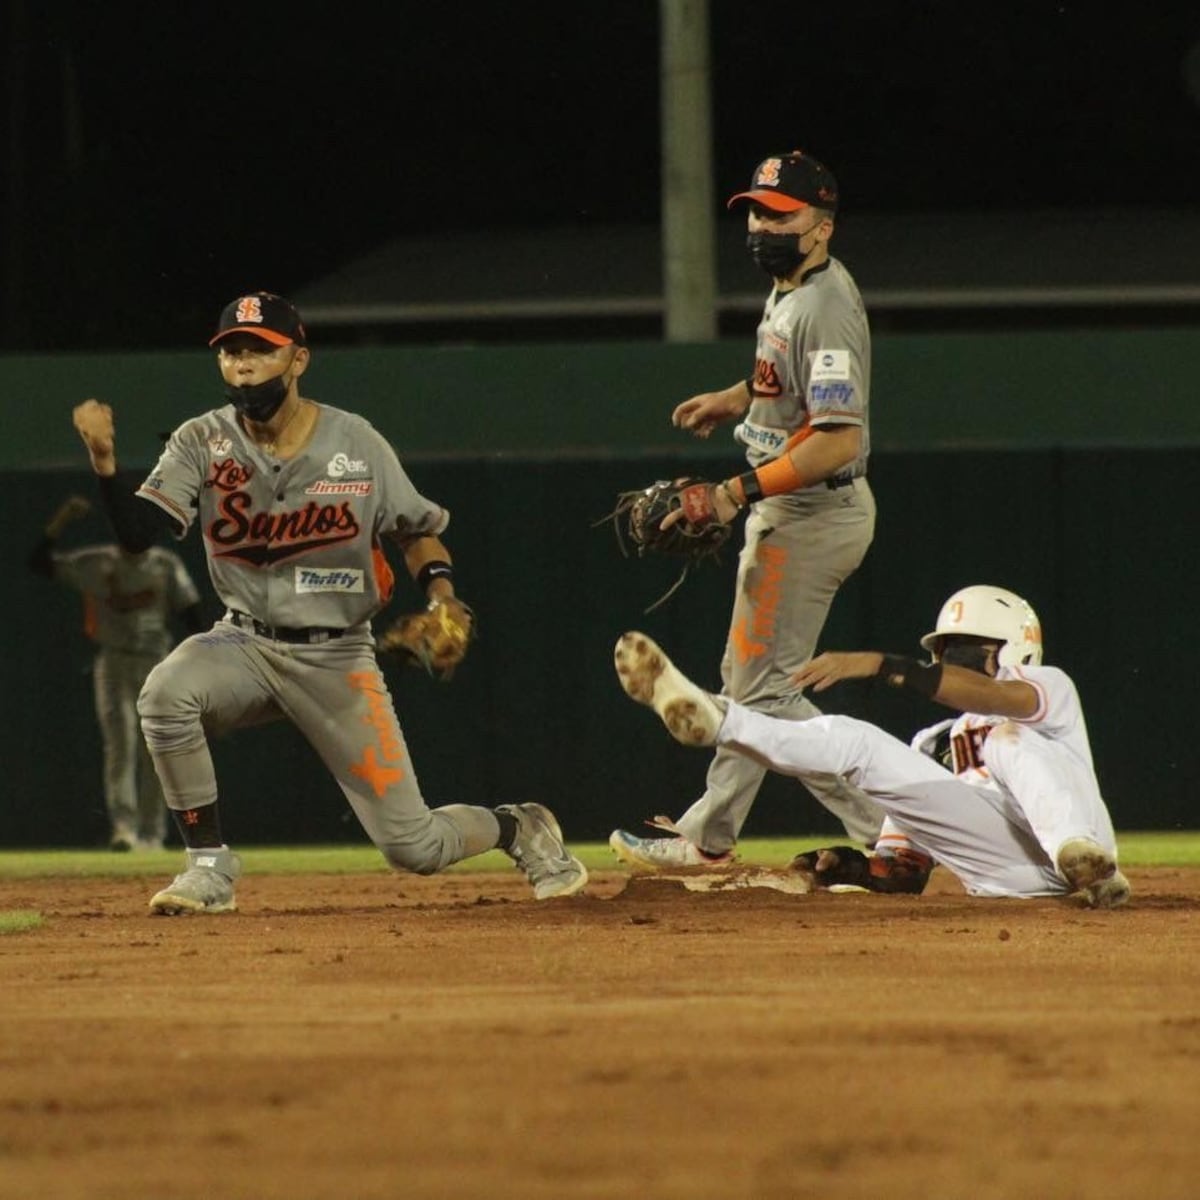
{"left": 0, "top": 831, "right": 1197, "bottom": 880}
{"left": 0, "top": 909, "right": 44, "bottom": 934}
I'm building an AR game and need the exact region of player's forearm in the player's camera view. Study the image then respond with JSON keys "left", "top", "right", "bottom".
{"left": 726, "top": 424, "right": 860, "bottom": 505}
{"left": 97, "top": 475, "right": 176, "bottom": 553}
{"left": 878, "top": 657, "right": 1038, "bottom": 718}
{"left": 932, "top": 666, "right": 1039, "bottom": 718}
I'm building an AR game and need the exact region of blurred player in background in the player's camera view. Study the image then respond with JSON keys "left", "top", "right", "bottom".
{"left": 28, "top": 494, "right": 205, "bottom": 850}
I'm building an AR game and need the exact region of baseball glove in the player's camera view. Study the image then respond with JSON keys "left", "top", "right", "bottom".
{"left": 376, "top": 596, "right": 476, "bottom": 680}
{"left": 790, "top": 846, "right": 932, "bottom": 895}
{"left": 595, "top": 477, "right": 734, "bottom": 612}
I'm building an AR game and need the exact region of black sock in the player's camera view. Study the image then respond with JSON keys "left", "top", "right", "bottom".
{"left": 494, "top": 809, "right": 518, "bottom": 852}
{"left": 172, "top": 803, "right": 223, "bottom": 849}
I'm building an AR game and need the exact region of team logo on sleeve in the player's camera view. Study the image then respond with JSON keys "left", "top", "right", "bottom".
{"left": 809, "top": 350, "right": 850, "bottom": 381}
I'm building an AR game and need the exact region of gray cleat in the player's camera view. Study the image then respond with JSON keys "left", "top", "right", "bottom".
{"left": 149, "top": 847, "right": 242, "bottom": 915}
{"left": 496, "top": 803, "right": 588, "bottom": 900}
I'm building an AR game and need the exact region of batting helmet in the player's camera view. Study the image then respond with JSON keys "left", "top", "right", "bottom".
{"left": 919, "top": 585, "right": 1043, "bottom": 668}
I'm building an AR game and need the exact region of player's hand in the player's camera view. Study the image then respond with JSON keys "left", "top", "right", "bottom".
{"left": 73, "top": 399, "right": 117, "bottom": 476}
{"left": 671, "top": 385, "right": 748, "bottom": 439}
{"left": 658, "top": 479, "right": 739, "bottom": 534}
{"left": 793, "top": 651, "right": 884, "bottom": 693}
{"left": 59, "top": 495, "right": 91, "bottom": 522}
{"left": 45, "top": 494, "right": 92, "bottom": 537}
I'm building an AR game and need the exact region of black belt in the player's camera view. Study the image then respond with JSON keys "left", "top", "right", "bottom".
{"left": 825, "top": 476, "right": 856, "bottom": 490}
{"left": 229, "top": 611, "right": 345, "bottom": 644}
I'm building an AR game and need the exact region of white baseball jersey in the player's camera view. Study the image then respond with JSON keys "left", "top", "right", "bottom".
{"left": 911, "top": 664, "right": 1098, "bottom": 793}
{"left": 136, "top": 402, "right": 447, "bottom": 630}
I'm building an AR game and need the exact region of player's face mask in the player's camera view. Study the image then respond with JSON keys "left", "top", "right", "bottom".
{"left": 746, "top": 215, "right": 825, "bottom": 281}
{"left": 225, "top": 374, "right": 288, "bottom": 422}
{"left": 746, "top": 231, "right": 805, "bottom": 279}
{"left": 938, "top": 636, "right": 1000, "bottom": 675}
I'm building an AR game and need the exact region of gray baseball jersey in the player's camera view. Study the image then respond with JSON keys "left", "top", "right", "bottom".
{"left": 673, "top": 255, "right": 884, "bottom": 851}
{"left": 50, "top": 544, "right": 200, "bottom": 656}
{"left": 137, "top": 402, "right": 447, "bottom": 629}
{"left": 734, "top": 256, "right": 870, "bottom": 482}
{"left": 133, "top": 400, "right": 503, "bottom": 874}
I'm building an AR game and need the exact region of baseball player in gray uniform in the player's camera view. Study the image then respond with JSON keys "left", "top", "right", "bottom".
{"left": 611, "top": 149, "right": 885, "bottom": 869}
{"left": 613, "top": 585, "right": 1130, "bottom": 908}
{"left": 28, "top": 495, "right": 204, "bottom": 850}
{"left": 71, "top": 290, "right": 587, "bottom": 913}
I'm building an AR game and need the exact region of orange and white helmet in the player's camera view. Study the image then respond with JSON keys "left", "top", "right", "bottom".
{"left": 919, "top": 585, "right": 1043, "bottom": 667}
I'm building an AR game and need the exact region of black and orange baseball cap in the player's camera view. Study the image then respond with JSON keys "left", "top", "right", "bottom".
{"left": 727, "top": 151, "right": 839, "bottom": 213}
{"left": 209, "top": 291, "right": 307, "bottom": 347}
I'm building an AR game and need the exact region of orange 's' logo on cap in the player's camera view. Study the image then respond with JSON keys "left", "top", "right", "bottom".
{"left": 234, "top": 296, "right": 264, "bottom": 325}
{"left": 755, "top": 158, "right": 783, "bottom": 187}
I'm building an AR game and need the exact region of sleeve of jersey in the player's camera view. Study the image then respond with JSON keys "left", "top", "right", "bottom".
{"left": 1009, "top": 665, "right": 1080, "bottom": 736}
{"left": 135, "top": 423, "right": 206, "bottom": 536}
{"left": 801, "top": 305, "right": 866, "bottom": 429}
{"left": 371, "top": 429, "right": 450, "bottom": 539}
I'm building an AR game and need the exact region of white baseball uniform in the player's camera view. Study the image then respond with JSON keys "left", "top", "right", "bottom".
{"left": 715, "top": 663, "right": 1118, "bottom": 897}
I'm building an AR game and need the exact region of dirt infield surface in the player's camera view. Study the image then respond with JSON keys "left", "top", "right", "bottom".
{"left": 2, "top": 863, "right": 1199, "bottom": 1200}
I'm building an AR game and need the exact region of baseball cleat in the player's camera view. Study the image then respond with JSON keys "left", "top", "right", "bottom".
{"left": 496, "top": 802, "right": 588, "bottom": 900}
{"left": 109, "top": 826, "right": 136, "bottom": 853}
{"left": 613, "top": 632, "right": 726, "bottom": 747}
{"left": 149, "top": 847, "right": 242, "bottom": 915}
{"left": 1055, "top": 837, "right": 1131, "bottom": 909}
{"left": 609, "top": 828, "right": 734, "bottom": 872}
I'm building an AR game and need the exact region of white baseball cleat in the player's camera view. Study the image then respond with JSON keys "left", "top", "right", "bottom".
{"left": 613, "top": 632, "right": 725, "bottom": 747}
{"left": 1055, "top": 837, "right": 1131, "bottom": 909}
{"left": 609, "top": 828, "right": 734, "bottom": 871}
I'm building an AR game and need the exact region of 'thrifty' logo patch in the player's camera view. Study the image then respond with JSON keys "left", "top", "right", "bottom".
{"left": 295, "top": 567, "right": 365, "bottom": 593}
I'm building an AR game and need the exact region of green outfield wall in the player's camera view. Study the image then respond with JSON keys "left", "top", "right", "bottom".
{"left": 2, "top": 332, "right": 1197, "bottom": 848}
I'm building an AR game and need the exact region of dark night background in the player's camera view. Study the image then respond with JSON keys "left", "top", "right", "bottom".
{"left": 3, "top": 0, "right": 1199, "bottom": 352}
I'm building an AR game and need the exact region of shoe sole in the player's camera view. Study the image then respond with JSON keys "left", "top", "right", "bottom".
{"left": 614, "top": 633, "right": 720, "bottom": 746}
{"left": 513, "top": 803, "right": 589, "bottom": 900}
{"left": 148, "top": 892, "right": 238, "bottom": 916}
{"left": 533, "top": 858, "right": 589, "bottom": 900}
{"left": 1056, "top": 838, "right": 1131, "bottom": 909}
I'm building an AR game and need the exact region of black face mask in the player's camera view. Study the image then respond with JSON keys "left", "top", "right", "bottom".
{"left": 225, "top": 375, "right": 288, "bottom": 422}
{"left": 746, "top": 231, "right": 804, "bottom": 280}
{"left": 940, "top": 640, "right": 997, "bottom": 674}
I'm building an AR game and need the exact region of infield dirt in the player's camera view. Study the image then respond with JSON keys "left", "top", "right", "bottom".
{"left": 2, "top": 864, "right": 1198, "bottom": 1200}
